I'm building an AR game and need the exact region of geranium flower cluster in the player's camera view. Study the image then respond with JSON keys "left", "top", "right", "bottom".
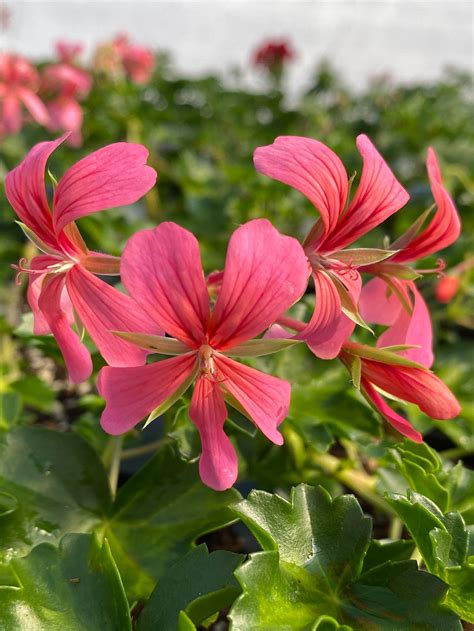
{"left": 0, "top": 36, "right": 155, "bottom": 143}
{"left": 7, "top": 133, "right": 461, "bottom": 490}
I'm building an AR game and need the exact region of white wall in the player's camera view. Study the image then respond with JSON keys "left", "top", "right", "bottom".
{"left": 2, "top": 0, "right": 473, "bottom": 92}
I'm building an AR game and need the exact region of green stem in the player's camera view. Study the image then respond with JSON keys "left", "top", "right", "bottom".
{"left": 108, "top": 436, "right": 123, "bottom": 499}
{"left": 121, "top": 439, "right": 163, "bottom": 460}
{"left": 389, "top": 517, "right": 404, "bottom": 540}
{"left": 439, "top": 446, "right": 473, "bottom": 460}
{"left": 311, "top": 452, "right": 393, "bottom": 516}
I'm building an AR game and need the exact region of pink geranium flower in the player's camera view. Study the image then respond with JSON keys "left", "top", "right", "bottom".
{"left": 0, "top": 52, "right": 49, "bottom": 136}
{"left": 254, "top": 135, "right": 409, "bottom": 358}
{"left": 93, "top": 34, "right": 155, "bottom": 85}
{"left": 7, "top": 135, "right": 160, "bottom": 383}
{"left": 55, "top": 41, "right": 83, "bottom": 64}
{"left": 360, "top": 148, "right": 461, "bottom": 368}
{"left": 340, "top": 342, "right": 460, "bottom": 442}
{"left": 42, "top": 51, "right": 92, "bottom": 147}
{"left": 98, "top": 219, "right": 309, "bottom": 490}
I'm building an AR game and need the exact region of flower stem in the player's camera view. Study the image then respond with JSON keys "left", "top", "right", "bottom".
{"left": 311, "top": 451, "right": 392, "bottom": 515}
{"left": 121, "top": 439, "right": 163, "bottom": 460}
{"left": 108, "top": 436, "right": 123, "bottom": 499}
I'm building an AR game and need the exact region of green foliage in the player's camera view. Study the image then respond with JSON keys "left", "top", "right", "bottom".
{"left": 229, "top": 485, "right": 461, "bottom": 629}
{"left": 387, "top": 491, "right": 474, "bottom": 623}
{"left": 137, "top": 545, "right": 243, "bottom": 630}
{"left": 0, "top": 427, "right": 239, "bottom": 602}
{"left": 0, "top": 534, "right": 131, "bottom": 631}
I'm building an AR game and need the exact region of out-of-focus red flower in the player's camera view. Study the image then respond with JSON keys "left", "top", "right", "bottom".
{"left": 0, "top": 52, "right": 49, "bottom": 136}
{"left": 252, "top": 39, "right": 295, "bottom": 71}
{"left": 93, "top": 33, "right": 155, "bottom": 85}
{"left": 435, "top": 275, "right": 461, "bottom": 303}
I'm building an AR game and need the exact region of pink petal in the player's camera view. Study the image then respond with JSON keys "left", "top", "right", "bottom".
{"left": 215, "top": 354, "right": 289, "bottom": 445}
{"left": 361, "top": 360, "right": 461, "bottom": 420}
{"left": 5, "top": 135, "right": 67, "bottom": 251}
{"left": 321, "top": 135, "right": 409, "bottom": 253}
{"left": 121, "top": 223, "right": 210, "bottom": 347}
{"left": 2, "top": 94, "right": 22, "bottom": 134}
{"left": 359, "top": 277, "right": 401, "bottom": 326}
{"left": 189, "top": 376, "right": 238, "bottom": 491}
{"left": 98, "top": 353, "right": 197, "bottom": 435}
{"left": 209, "top": 219, "right": 309, "bottom": 349}
{"left": 362, "top": 378, "right": 423, "bottom": 442}
{"left": 300, "top": 269, "right": 354, "bottom": 359}
{"left": 378, "top": 284, "right": 434, "bottom": 369}
{"left": 38, "top": 273, "right": 92, "bottom": 383}
{"left": 66, "top": 265, "right": 164, "bottom": 367}
{"left": 25, "top": 254, "right": 68, "bottom": 335}
{"left": 360, "top": 278, "right": 433, "bottom": 368}
{"left": 392, "top": 148, "right": 461, "bottom": 263}
{"left": 254, "top": 136, "right": 347, "bottom": 242}
{"left": 48, "top": 96, "right": 83, "bottom": 136}
{"left": 17, "top": 88, "right": 50, "bottom": 126}
{"left": 53, "top": 143, "right": 157, "bottom": 234}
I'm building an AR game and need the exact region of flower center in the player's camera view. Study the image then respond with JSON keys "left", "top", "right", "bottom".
{"left": 198, "top": 344, "right": 216, "bottom": 377}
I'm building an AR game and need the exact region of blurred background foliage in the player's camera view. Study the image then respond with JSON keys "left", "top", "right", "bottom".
{"left": 0, "top": 53, "right": 473, "bottom": 497}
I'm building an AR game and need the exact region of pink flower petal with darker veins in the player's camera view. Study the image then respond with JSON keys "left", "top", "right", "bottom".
{"left": 392, "top": 148, "right": 461, "bottom": 263}
{"left": 320, "top": 135, "right": 409, "bottom": 253}
{"left": 361, "top": 359, "right": 460, "bottom": 420}
{"left": 215, "top": 353, "right": 289, "bottom": 445}
{"left": 5, "top": 135, "right": 68, "bottom": 250}
{"left": 360, "top": 278, "right": 433, "bottom": 368}
{"left": 66, "top": 265, "right": 164, "bottom": 367}
{"left": 189, "top": 376, "right": 238, "bottom": 491}
{"left": 38, "top": 273, "right": 92, "bottom": 383}
{"left": 209, "top": 219, "right": 309, "bottom": 350}
{"left": 26, "top": 254, "right": 71, "bottom": 335}
{"left": 362, "top": 378, "right": 423, "bottom": 442}
{"left": 98, "top": 353, "right": 197, "bottom": 435}
{"left": 254, "top": 136, "right": 348, "bottom": 241}
{"left": 121, "top": 223, "right": 210, "bottom": 347}
{"left": 53, "top": 142, "right": 157, "bottom": 234}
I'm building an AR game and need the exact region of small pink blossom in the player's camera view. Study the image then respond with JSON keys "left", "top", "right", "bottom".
{"left": 340, "top": 342, "right": 460, "bottom": 442}
{"left": 254, "top": 135, "right": 409, "bottom": 358}
{"left": 360, "top": 149, "right": 461, "bottom": 367}
{"left": 7, "top": 135, "right": 160, "bottom": 383}
{"left": 0, "top": 52, "right": 49, "bottom": 136}
{"left": 55, "top": 41, "right": 83, "bottom": 64}
{"left": 98, "top": 219, "right": 309, "bottom": 490}
{"left": 93, "top": 34, "right": 155, "bottom": 85}
{"left": 42, "top": 56, "right": 92, "bottom": 147}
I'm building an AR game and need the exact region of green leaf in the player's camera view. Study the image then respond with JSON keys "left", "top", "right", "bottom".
{"left": 224, "top": 338, "right": 301, "bottom": 357}
{"left": 232, "top": 485, "right": 371, "bottom": 574}
{"left": 0, "top": 391, "right": 22, "bottom": 429}
{"left": 137, "top": 544, "right": 243, "bottom": 630}
{"left": 362, "top": 539, "right": 416, "bottom": 573}
{"left": 111, "top": 332, "right": 189, "bottom": 355}
{"left": 104, "top": 441, "right": 240, "bottom": 601}
{"left": 0, "top": 426, "right": 112, "bottom": 563}
{"left": 230, "top": 485, "right": 460, "bottom": 630}
{"left": 330, "top": 248, "right": 398, "bottom": 266}
{"left": 387, "top": 491, "right": 474, "bottom": 622}
{"left": 383, "top": 440, "right": 474, "bottom": 517}
{"left": 0, "top": 427, "right": 240, "bottom": 601}
{"left": 343, "top": 342, "right": 424, "bottom": 369}
{"left": 0, "top": 534, "right": 131, "bottom": 631}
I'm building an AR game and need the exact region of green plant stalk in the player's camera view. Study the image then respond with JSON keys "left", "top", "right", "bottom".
{"left": 108, "top": 436, "right": 123, "bottom": 499}
{"left": 311, "top": 451, "right": 393, "bottom": 515}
